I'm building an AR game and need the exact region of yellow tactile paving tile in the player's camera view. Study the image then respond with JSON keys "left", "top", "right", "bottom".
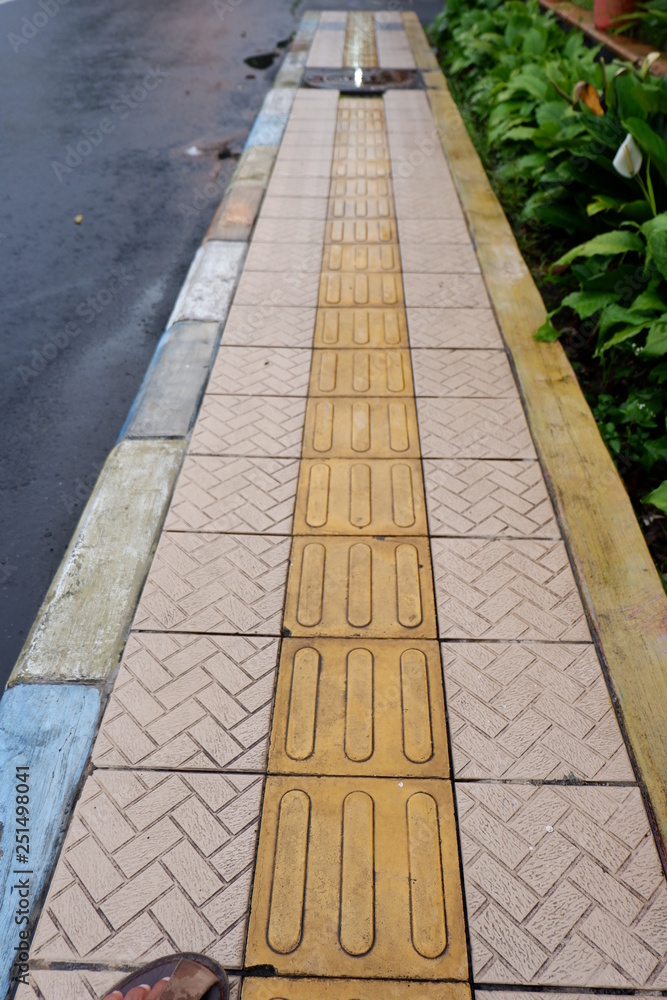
{"left": 314, "top": 308, "right": 409, "bottom": 348}
{"left": 334, "top": 145, "right": 390, "bottom": 163}
{"left": 328, "top": 196, "right": 393, "bottom": 219}
{"left": 246, "top": 776, "right": 468, "bottom": 981}
{"left": 329, "top": 178, "right": 393, "bottom": 199}
{"left": 318, "top": 272, "right": 404, "bottom": 307}
{"left": 242, "top": 979, "right": 471, "bottom": 1000}
{"left": 294, "top": 458, "right": 427, "bottom": 535}
{"left": 331, "top": 161, "right": 391, "bottom": 181}
{"left": 344, "top": 11, "right": 378, "bottom": 67}
{"left": 283, "top": 536, "right": 436, "bottom": 638}
{"left": 269, "top": 638, "right": 449, "bottom": 777}
{"left": 326, "top": 218, "right": 397, "bottom": 243}
{"left": 322, "top": 242, "right": 399, "bottom": 270}
{"left": 309, "top": 349, "right": 413, "bottom": 396}
{"left": 302, "top": 397, "right": 421, "bottom": 459}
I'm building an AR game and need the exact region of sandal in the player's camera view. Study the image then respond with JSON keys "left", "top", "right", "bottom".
{"left": 105, "top": 954, "right": 228, "bottom": 1000}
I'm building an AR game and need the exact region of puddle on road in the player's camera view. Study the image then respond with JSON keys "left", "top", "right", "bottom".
{"left": 244, "top": 52, "right": 278, "bottom": 70}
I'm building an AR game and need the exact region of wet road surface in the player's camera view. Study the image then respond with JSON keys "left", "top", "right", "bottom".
{"left": 0, "top": 0, "right": 440, "bottom": 691}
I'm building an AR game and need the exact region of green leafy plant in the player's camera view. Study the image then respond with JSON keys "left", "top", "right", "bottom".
{"left": 429, "top": 0, "right": 667, "bottom": 583}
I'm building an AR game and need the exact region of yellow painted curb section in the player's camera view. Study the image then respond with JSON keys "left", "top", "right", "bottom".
{"left": 402, "top": 10, "right": 667, "bottom": 857}
{"left": 247, "top": 776, "right": 467, "bottom": 980}
{"left": 247, "top": 93, "right": 470, "bottom": 985}
{"left": 9, "top": 439, "right": 184, "bottom": 684}
{"left": 243, "top": 980, "right": 471, "bottom": 1000}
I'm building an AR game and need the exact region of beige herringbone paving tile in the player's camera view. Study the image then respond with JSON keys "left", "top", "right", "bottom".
{"left": 397, "top": 220, "right": 472, "bottom": 245}
{"left": 404, "top": 273, "right": 491, "bottom": 308}
{"left": 456, "top": 783, "right": 667, "bottom": 987}
{"left": 251, "top": 216, "right": 326, "bottom": 243}
{"left": 30, "top": 769, "right": 263, "bottom": 968}
{"left": 260, "top": 197, "right": 329, "bottom": 221}
{"left": 93, "top": 633, "right": 279, "bottom": 771}
{"left": 306, "top": 13, "right": 347, "bottom": 68}
{"left": 432, "top": 538, "right": 590, "bottom": 641}
{"left": 207, "top": 348, "right": 311, "bottom": 396}
{"left": 16, "top": 974, "right": 242, "bottom": 1000}
{"left": 417, "top": 398, "right": 537, "bottom": 459}
{"left": 132, "top": 532, "right": 291, "bottom": 635}
{"left": 16, "top": 971, "right": 240, "bottom": 1000}
{"left": 278, "top": 137, "right": 335, "bottom": 157}
{"left": 190, "top": 396, "right": 307, "bottom": 458}
{"left": 166, "top": 457, "right": 298, "bottom": 534}
{"left": 388, "top": 153, "right": 456, "bottom": 184}
{"left": 407, "top": 308, "right": 503, "bottom": 349}
{"left": 441, "top": 642, "right": 634, "bottom": 780}
{"left": 221, "top": 305, "right": 316, "bottom": 348}
{"left": 234, "top": 270, "right": 320, "bottom": 308}
{"left": 244, "top": 242, "right": 324, "bottom": 271}
{"left": 400, "top": 243, "right": 480, "bottom": 273}
{"left": 477, "top": 993, "right": 632, "bottom": 1000}
{"left": 423, "top": 459, "right": 559, "bottom": 538}
{"left": 16, "top": 970, "right": 127, "bottom": 1000}
{"left": 411, "top": 350, "right": 518, "bottom": 398}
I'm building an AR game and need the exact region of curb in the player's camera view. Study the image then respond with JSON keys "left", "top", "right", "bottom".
{"left": 402, "top": 11, "right": 667, "bottom": 864}
{"left": 0, "top": 13, "right": 320, "bottom": 996}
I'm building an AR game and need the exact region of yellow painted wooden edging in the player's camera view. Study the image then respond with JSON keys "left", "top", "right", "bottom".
{"left": 402, "top": 11, "right": 667, "bottom": 861}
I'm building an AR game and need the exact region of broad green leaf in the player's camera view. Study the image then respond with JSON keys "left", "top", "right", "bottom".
{"left": 534, "top": 317, "right": 561, "bottom": 341}
{"left": 555, "top": 230, "right": 643, "bottom": 267}
{"left": 642, "top": 479, "right": 667, "bottom": 514}
{"left": 640, "top": 216, "right": 667, "bottom": 279}
{"left": 561, "top": 290, "right": 616, "bottom": 318}
{"left": 599, "top": 303, "right": 654, "bottom": 335}
{"left": 624, "top": 117, "right": 667, "bottom": 183}
{"left": 502, "top": 125, "right": 537, "bottom": 141}
{"left": 645, "top": 318, "right": 667, "bottom": 356}
{"left": 631, "top": 285, "right": 667, "bottom": 311}
{"left": 615, "top": 73, "right": 650, "bottom": 121}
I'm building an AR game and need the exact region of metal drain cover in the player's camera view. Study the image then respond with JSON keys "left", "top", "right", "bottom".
{"left": 303, "top": 68, "right": 423, "bottom": 94}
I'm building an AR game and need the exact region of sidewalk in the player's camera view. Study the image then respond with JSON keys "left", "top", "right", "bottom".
{"left": 10, "top": 10, "right": 667, "bottom": 1000}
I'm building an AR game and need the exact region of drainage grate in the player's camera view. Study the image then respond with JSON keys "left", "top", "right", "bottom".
{"left": 303, "top": 68, "right": 423, "bottom": 94}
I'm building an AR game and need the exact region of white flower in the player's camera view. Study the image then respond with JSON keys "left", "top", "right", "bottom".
{"left": 613, "top": 134, "right": 643, "bottom": 178}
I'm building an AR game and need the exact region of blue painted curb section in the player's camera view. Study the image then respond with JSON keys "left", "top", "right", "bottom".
{"left": 0, "top": 684, "right": 101, "bottom": 998}
{"left": 245, "top": 111, "right": 289, "bottom": 149}
{"left": 119, "top": 320, "right": 221, "bottom": 440}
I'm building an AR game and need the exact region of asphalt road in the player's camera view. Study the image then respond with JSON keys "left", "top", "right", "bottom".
{"left": 0, "top": 0, "right": 440, "bottom": 693}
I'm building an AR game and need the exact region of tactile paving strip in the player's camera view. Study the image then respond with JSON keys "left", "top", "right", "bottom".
{"left": 246, "top": 775, "right": 468, "bottom": 980}
{"left": 242, "top": 980, "right": 470, "bottom": 1000}
{"left": 294, "top": 458, "right": 427, "bottom": 535}
{"left": 269, "top": 638, "right": 449, "bottom": 777}
{"left": 283, "top": 535, "right": 436, "bottom": 638}
{"left": 247, "top": 94, "right": 470, "bottom": 989}
{"left": 27, "top": 17, "right": 666, "bottom": 998}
